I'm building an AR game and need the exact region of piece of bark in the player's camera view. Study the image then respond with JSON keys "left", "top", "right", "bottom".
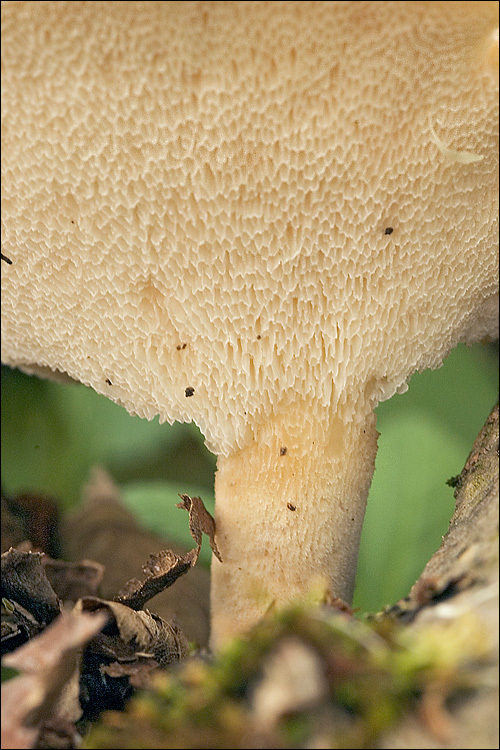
{"left": 380, "top": 402, "right": 499, "bottom": 749}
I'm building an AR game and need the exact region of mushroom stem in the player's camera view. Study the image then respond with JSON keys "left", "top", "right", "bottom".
{"left": 210, "top": 398, "right": 379, "bottom": 647}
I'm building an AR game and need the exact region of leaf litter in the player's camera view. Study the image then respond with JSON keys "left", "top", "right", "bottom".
{"left": 1, "top": 471, "right": 219, "bottom": 748}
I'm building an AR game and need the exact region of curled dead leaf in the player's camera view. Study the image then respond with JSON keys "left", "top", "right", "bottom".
{"left": 176, "top": 494, "right": 222, "bottom": 563}
{"left": 115, "top": 548, "right": 197, "bottom": 611}
{"left": 78, "top": 597, "right": 188, "bottom": 667}
{"left": 1, "top": 549, "right": 61, "bottom": 629}
{"left": 1, "top": 610, "right": 107, "bottom": 749}
{"left": 115, "top": 494, "right": 221, "bottom": 611}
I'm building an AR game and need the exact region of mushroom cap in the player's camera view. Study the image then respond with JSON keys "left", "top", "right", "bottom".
{"left": 2, "top": 1, "right": 498, "bottom": 456}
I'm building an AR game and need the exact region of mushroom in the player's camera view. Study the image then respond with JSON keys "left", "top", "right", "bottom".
{"left": 1, "top": 1, "right": 498, "bottom": 647}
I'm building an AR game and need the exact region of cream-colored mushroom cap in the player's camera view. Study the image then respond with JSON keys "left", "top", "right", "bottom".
{"left": 2, "top": 1, "right": 498, "bottom": 646}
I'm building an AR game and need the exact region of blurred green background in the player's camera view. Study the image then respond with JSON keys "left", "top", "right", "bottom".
{"left": 1, "top": 341, "right": 498, "bottom": 612}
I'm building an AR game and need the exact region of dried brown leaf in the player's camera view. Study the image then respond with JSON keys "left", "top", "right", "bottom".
{"left": 42, "top": 558, "right": 104, "bottom": 602}
{"left": 79, "top": 597, "right": 188, "bottom": 667}
{"left": 115, "top": 548, "right": 197, "bottom": 611}
{"left": 177, "top": 494, "right": 222, "bottom": 562}
{"left": 1, "top": 610, "right": 107, "bottom": 749}
{"left": 1, "top": 549, "right": 61, "bottom": 627}
{"left": 1, "top": 676, "right": 40, "bottom": 750}
{"left": 62, "top": 469, "right": 211, "bottom": 647}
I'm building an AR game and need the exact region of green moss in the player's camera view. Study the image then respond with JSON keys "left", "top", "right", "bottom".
{"left": 280, "top": 713, "right": 314, "bottom": 747}
{"left": 83, "top": 601, "right": 491, "bottom": 749}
